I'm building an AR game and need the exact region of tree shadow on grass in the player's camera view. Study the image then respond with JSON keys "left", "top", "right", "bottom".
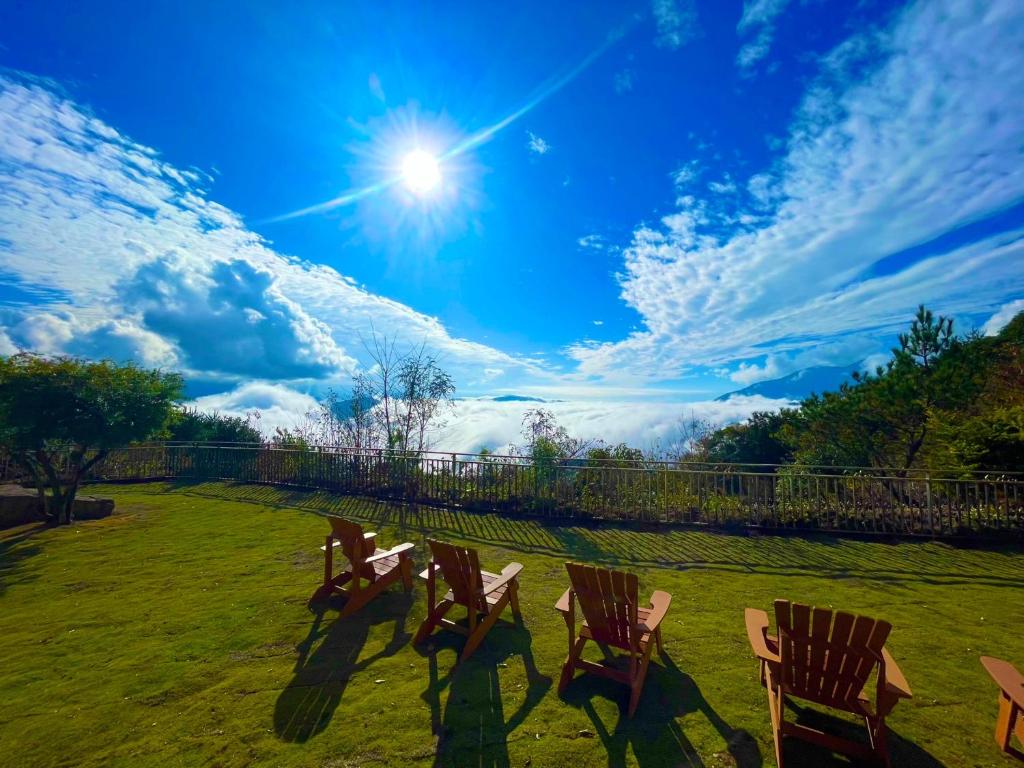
{"left": 273, "top": 589, "right": 412, "bottom": 743}
{"left": 418, "top": 624, "right": 552, "bottom": 768}
{"left": 561, "top": 652, "right": 762, "bottom": 768}
{"left": 0, "top": 522, "right": 49, "bottom": 596}
{"left": 776, "top": 701, "right": 945, "bottom": 767}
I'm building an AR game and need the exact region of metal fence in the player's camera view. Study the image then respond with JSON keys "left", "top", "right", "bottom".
{"left": 36, "top": 443, "right": 1020, "bottom": 537}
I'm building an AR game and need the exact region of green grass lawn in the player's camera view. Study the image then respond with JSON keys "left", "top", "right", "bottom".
{"left": 1, "top": 481, "right": 1022, "bottom": 767}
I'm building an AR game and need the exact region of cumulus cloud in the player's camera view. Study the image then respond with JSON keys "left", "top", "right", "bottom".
{"left": 572, "top": 0, "right": 1024, "bottom": 384}
{"left": 192, "top": 382, "right": 321, "bottom": 437}
{"left": 652, "top": 0, "right": 700, "bottom": 50}
{"left": 0, "top": 74, "right": 540, "bottom": 388}
{"left": 983, "top": 299, "right": 1024, "bottom": 336}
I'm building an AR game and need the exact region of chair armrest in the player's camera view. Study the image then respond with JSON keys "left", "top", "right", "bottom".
{"left": 482, "top": 562, "right": 523, "bottom": 596}
{"left": 418, "top": 561, "right": 438, "bottom": 581}
{"left": 320, "top": 539, "right": 342, "bottom": 552}
{"left": 363, "top": 531, "right": 377, "bottom": 541}
{"left": 981, "top": 656, "right": 1024, "bottom": 708}
{"left": 364, "top": 541, "right": 414, "bottom": 564}
{"left": 639, "top": 590, "right": 672, "bottom": 633}
{"left": 881, "top": 648, "right": 912, "bottom": 699}
{"left": 745, "top": 608, "right": 780, "bottom": 663}
{"left": 554, "top": 587, "right": 572, "bottom": 614}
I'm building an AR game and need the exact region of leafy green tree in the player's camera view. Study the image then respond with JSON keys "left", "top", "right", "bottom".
{"left": 783, "top": 306, "right": 989, "bottom": 471}
{"left": 167, "top": 407, "right": 262, "bottom": 444}
{"left": 0, "top": 354, "right": 183, "bottom": 524}
{"left": 704, "top": 410, "right": 795, "bottom": 467}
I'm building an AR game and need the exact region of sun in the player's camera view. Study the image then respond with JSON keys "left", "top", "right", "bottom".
{"left": 400, "top": 149, "right": 442, "bottom": 195}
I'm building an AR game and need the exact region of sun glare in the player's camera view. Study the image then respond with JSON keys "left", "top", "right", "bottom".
{"left": 401, "top": 149, "right": 442, "bottom": 195}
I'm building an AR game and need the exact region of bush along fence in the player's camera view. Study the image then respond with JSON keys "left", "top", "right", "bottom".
{"left": 15, "top": 443, "right": 1010, "bottom": 537}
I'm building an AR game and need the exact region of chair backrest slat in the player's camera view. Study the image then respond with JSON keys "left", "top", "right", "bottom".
{"left": 567, "top": 563, "right": 638, "bottom": 650}
{"left": 428, "top": 540, "right": 481, "bottom": 607}
{"left": 775, "top": 599, "right": 890, "bottom": 707}
{"left": 328, "top": 516, "right": 374, "bottom": 564}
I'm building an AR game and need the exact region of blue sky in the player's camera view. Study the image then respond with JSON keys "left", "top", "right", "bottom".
{"left": 1, "top": 0, "right": 1023, "bottom": 449}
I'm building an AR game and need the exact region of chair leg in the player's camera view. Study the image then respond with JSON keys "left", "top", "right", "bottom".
{"left": 995, "top": 694, "right": 1016, "bottom": 753}
{"left": 414, "top": 600, "right": 451, "bottom": 645}
{"left": 871, "top": 717, "right": 891, "bottom": 768}
{"left": 507, "top": 580, "right": 521, "bottom": 619}
{"left": 627, "top": 645, "right": 654, "bottom": 718}
{"left": 766, "top": 671, "right": 785, "bottom": 768}
{"left": 400, "top": 556, "right": 413, "bottom": 592}
{"left": 461, "top": 600, "right": 506, "bottom": 661}
{"left": 559, "top": 637, "right": 586, "bottom": 694}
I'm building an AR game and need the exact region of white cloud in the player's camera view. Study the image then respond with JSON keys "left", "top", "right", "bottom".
{"left": 983, "top": 298, "right": 1024, "bottom": 336}
{"left": 577, "top": 234, "right": 607, "bottom": 250}
{"left": 526, "top": 130, "right": 551, "bottom": 155}
{"left": 730, "top": 356, "right": 784, "bottom": 386}
{"left": 572, "top": 0, "right": 1024, "bottom": 383}
{"left": 736, "top": 0, "right": 792, "bottom": 74}
{"left": 0, "top": 75, "right": 542, "bottom": 389}
{"left": 592, "top": 320, "right": 604, "bottom": 326}
{"left": 438, "top": 395, "right": 789, "bottom": 453}
{"left": 652, "top": 0, "right": 700, "bottom": 50}
{"left": 192, "top": 382, "right": 320, "bottom": 437}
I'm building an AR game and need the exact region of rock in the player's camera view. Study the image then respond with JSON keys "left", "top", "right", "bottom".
{"left": 0, "top": 484, "right": 114, "bottom": 527}
{"left": 72, "top": 495, "right": 115, "bottom": 520}
{"left": 0, "top": 484, "right": 45, "bottom": 527}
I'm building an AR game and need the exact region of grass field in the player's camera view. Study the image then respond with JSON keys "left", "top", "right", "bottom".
{"left": 1, "top": 481, "right": 1022, "bottom": 767}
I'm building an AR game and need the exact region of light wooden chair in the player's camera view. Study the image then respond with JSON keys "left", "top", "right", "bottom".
{"left": 981, "top": 656, "right": 1024, "bottom": 761}
{"left": 554, "top": 562, "right": 671, "bottom": 717}
{"left": 413, "top": 539, "right": 523, "bottom": 662}
{"left": 745, "top": 599, "right": 913, "bottom": 767}
{"left": 319, "top": 516, "right": 413, "bottom": 617}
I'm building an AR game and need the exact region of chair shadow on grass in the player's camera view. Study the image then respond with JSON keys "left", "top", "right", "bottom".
{"left": 774, "top": 700, "right": 944, "bottom": 767}
{"left": 418, "top": 623, "right": 552, "bottom": 768}
{"left": 561, "top": 652, "right": 763, "bottom": 768}
{"left": 273, "top": 589, "right": 413, "bottom": 743}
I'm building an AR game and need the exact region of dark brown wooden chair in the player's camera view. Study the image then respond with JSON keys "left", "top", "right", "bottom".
{"left": 981, "top": 656, "right": 1024, "bottom": 761}
{"left": 745, "top": 599, "right": 913, "bottom": 767}
{"left": 319, "top": 516, "right": 413, "bottom": 617}
{"left": 413, "top": 539, "right": 523, "bottom": 662}
{"left": 554, "top": 562, "right": 671, "bottom": 717}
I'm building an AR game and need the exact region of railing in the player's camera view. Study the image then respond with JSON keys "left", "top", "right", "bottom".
{"left": 53, "top": 443, "right": 1023, "bottom": 537}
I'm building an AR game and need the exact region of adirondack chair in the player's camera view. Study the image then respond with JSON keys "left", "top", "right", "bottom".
{"left": 554, "top": 562, "right": 672, "bottom": 717}
{"left": 413, "top": 539, "right": 523, "bottom": 661}
{"left": 319, "top": 516, "right": 414, "bottom": 617}
{"left": 745, "top": 599, "right": 913, "bottom": 768}
{"left": 981, "top": 656, "right": 1024, "bottom": 761}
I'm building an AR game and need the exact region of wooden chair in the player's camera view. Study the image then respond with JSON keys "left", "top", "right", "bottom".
{"left": 981, "top": 656, "right": 1024, "bottom": 761}
{"left": 554, "top": 562, "right": 672, "bottom": 717}
{"left": 413, "top": 539, "right": 523, "bottom": 662}
{"left": 745, "top": 599, "right": 913, "bottom": 768}
{"left": 319, "top": 516, "right": 413, "bottom": 617}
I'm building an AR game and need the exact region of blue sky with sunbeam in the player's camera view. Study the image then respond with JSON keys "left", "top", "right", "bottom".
{"left": 1, "top": 0, "right": 1023, "bottom": 450}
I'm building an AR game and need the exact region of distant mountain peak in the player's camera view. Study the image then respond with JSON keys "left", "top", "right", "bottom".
{"left": 715, "top": 362, "right": 861, "bottom": 403}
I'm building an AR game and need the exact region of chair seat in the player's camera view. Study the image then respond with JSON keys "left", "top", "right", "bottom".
{"left": 345, "top": 554, "right": 402, "bottom": 580}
